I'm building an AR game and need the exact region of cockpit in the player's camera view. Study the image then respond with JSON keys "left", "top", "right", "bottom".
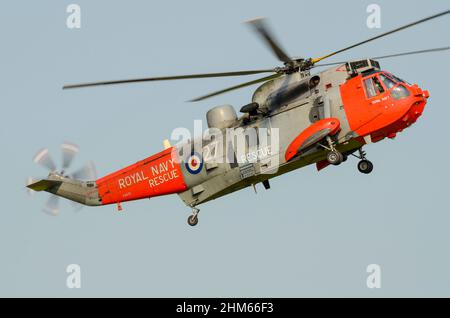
{"left": 362, "top": 71, "right": 410, "bottom": 100}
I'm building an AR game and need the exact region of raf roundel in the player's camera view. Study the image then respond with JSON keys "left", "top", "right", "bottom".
{"left": 185, "top": 152, "right": 203, "bottom": 174}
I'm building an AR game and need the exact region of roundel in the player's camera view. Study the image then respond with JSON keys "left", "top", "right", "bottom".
{"left": 185, "top": 152, "right": 203, "bottom": 174}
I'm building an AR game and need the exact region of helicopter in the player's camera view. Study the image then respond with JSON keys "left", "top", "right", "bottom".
{"left": 28, "top": 10, "right": 450, "bottom": 226}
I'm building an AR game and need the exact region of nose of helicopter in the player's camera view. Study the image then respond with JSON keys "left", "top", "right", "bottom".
{"left": 380, "top": 85, "right": 429, "bottom": 140}
{"left": 401, "top": 85, "right": 429, "bottom": 127}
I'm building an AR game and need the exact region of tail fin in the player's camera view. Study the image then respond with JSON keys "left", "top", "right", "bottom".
{"left": 27, "top": 179, "right": 62, "bottom": 192}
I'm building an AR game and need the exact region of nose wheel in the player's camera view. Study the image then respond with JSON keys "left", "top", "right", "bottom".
{"left": 187, "top": 207, "right": 200, "bottom": 226}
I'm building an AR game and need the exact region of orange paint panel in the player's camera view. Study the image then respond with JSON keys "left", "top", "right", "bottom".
{"left": 285, "top": 118, "right": 341, "bottom": 162}
{"left": 96, "top": 147, "right": 187, "bottom": 205}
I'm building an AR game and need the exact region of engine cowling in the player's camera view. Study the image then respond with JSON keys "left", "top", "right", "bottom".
{"left": 206, "top": 104, "right": 237, "bottom": 129}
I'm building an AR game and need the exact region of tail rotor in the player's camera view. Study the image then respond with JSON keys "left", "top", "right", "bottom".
{"left": 28, "top": 142, "right": 96, "bottom": 216}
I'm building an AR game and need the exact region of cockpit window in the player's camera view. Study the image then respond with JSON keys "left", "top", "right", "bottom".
{"left": 372, "top": 76, "right": 385, "bottom": 94}
{"left": 379, "top": 73, "right": 396, "bottom": 89}
{"left": 391, "top": 84, "right": 410, "bottom": 100}
{"left": 363, "top": 76, "right": 385, "bottom": 98}
{"left": 386, "top": 72, "right": 409, "bottom": 85}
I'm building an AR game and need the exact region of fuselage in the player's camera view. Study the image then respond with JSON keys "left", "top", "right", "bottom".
{"left": 87, "top": 60, "right": 428, "bottom": 209}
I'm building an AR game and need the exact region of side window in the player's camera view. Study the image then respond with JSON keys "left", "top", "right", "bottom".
{"left": 363, "top": 76, "right": 385, "bottom": 98}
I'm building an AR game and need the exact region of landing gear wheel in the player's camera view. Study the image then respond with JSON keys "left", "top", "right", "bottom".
{"left": 187, "top": 214, "right": 198, "bottom": 226}
{"left": 358, "top": 160, "right": 373, "bottom": 174}
{"left": 327, "top": 151, "right": 343, "bottom": 165}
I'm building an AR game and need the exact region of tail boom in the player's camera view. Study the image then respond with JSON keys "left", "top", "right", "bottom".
{"left": 95, "top": 147, "right": 187, "bottom": 205}
{"left": 28, "top": 147, "right": 188, "bottom": 208}
{"left": 27, "top": 174, "right": 102, "bottom": 206}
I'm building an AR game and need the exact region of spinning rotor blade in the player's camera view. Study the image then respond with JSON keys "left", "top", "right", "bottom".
{"left": 312, "top": 9, "right": 450, "bottom": 64}
{"left": 246, "top": 17, "right": 293, "bottom": 65}
{"left": 43, "top": 195, "right": 60, "bottom": 216}
{"left": 71, "top": 160, "right": 97, "bottom": 181}
{"left": 33, "top": 148, "right": 56, "bottom": 172}
{"left": 314, "top": 46, "right": 450, "bottom": 67}
{"left": 63, "top": 70, "right": 275, "bottom": 89}
{"left": 30, "top": 143, "right": 95, "bottom": 215}
{"left": 61, "top": 142, "right": 79, "bottom": 171}
{"left": 189, "top": 73, "right": 282, "bottom": 102}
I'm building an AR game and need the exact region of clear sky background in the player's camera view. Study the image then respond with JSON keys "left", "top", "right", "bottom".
{"left": 1, "top": 0, "right": 449, "bottom": 297}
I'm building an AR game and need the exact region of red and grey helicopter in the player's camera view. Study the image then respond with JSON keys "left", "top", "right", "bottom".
{"left": 28, "top": 10, "right": 450, "bottom": 226}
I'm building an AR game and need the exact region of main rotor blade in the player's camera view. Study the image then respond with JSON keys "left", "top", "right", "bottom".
{"left": 315, "top": 46, "right": 450, "bottom": 67}
{"left": 189, "top": 73, "right": 282, "bottom": 102}
{"left": 372, "top": 46, "right": 450, "bottom": 60}
{"left": 312, "top": 9, "right": 450, "bottom": 64}
{"left": 63, "top": 69, "right": 275, "bottom": 89}
{"left": 246, "top": 17, "right": 293, "bottom": 65}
